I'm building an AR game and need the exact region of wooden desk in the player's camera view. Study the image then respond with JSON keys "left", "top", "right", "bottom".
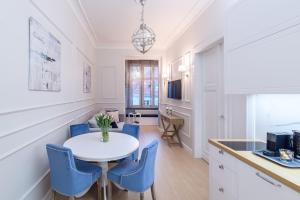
{"left": 160, "top": 111, "right": 184, "bottom": 147}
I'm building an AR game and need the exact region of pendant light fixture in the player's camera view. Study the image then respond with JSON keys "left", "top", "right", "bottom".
{"left": 132, "top": 0, "right": 156, "bottom": 54}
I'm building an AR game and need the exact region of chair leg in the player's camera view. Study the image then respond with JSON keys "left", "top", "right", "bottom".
{"left": 52, "top": 191, "right": 56, "bottom": 200}
{"left": 151, "top": 184, "right": 156, "bottom": 200}
{"left": 97, "top": 179, "right": 102, "bottom": 200}
{"left": 140, "top": 192, "right": 144, "bottom": 200}
{"left": 108, "top": 181, "right": 112, "bottom": 200}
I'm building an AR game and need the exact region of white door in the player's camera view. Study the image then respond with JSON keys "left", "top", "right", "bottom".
{"left": 202, "top": 44, "right": 225, "bottom": 161}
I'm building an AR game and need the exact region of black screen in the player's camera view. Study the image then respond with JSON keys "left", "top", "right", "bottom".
{"left": 167, "top": 80, "right": 182, "bottom": 100}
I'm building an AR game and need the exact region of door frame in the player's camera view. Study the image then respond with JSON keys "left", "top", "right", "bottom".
{"left": 192, "top": 39, "right": 224, "bottom": 159}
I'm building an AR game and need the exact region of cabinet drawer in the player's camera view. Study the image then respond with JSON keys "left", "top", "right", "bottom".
{"left": 209, "top": 144, "right": 237, "bottom": 170}
{"left": 238, "top": 161, "right": 300, "bottom": 200}
{"left": 210, "top": 159, "right": 238, "bottom": 198}
{"left": 210, "top": 177, "right": 237, "bottom": 200}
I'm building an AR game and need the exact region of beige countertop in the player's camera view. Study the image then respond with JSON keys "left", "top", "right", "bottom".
{"left": 209, "top": 139, "right": 300, "bottom": 193}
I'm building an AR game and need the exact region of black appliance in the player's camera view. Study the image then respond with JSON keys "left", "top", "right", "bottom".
{"left": 292, "top": 130, "right": 300, "bottom": 159}
{"left": 263, "top": 132, "right": 292, "bottom": 156}
{"left": 219, "top": 141, "right": 266, "bottom": 151}
{"left": 167, "top": 80, "right": 182, "bottom": 100}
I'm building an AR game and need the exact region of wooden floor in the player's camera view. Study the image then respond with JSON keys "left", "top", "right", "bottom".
{"left": 56, "top": 126, "right": 209, "bottom": 200}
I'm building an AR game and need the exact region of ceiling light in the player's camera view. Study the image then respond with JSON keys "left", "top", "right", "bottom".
{"left": 132, "top": 0, "right": 156, "bottom": 54}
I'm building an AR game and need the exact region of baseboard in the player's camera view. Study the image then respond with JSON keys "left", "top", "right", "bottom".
{"left": 182, "top": 142, "right": 193, "bottom": 154}
{"left": 158, "top": 128, "right": 193, "bottom": 154}
{"left": 19, "top": 169, "right": 50, "bottom": 200}
{"left": 42, "top": 189, "right": 52, "bottom": 200}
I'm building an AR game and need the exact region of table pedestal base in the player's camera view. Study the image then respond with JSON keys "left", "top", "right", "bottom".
{"left": 97, "top": 162, "right": 112, "bottom": 200}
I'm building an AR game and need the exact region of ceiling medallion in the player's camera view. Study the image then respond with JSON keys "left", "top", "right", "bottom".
{"left": 132, "top": 0, "right": 156, "bottom": 54}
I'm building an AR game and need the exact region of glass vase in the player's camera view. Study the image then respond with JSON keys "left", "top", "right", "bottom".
{"left": 101, "top": 127, "right": 109, "bottom": 142}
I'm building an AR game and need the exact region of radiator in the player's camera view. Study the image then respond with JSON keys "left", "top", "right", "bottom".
{"left": 135, "top": 109, "right": 158, "bottom": 115}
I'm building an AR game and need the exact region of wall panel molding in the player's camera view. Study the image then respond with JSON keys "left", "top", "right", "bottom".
{"left": 0, "top": 107, "right": 95, "bottom": 161}
{"left": 96, "top": 102, "right": 124, "bottom": 105}
{"left": 0, "top": 103, "right": 95, "bottom": 139}
{"left": 18, "top": 108, "right": 95, "bottom": 200}
{"left": 30, "top": 0, "right": 96, "bottom": 63}
{"left": 29, "top": 0, "right": 73, "bottom": 44}
{"left": 160, "top": 103, "right": 192, "bottom": 111}
{"left": 0, "top": 98, "right": 94, "bottom": 116}
{"left": 1, "top": 1, "right": 97, "bottom": 199}
{"left": 172, "top": 110, "right": 192, "bottom": 138}
{"left": 20, "top": 169, "right": 50, "bottom": 200}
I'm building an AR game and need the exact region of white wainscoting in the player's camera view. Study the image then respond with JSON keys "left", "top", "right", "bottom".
{"left": 0, "top": 0, "right": 97, "bottom": 199}
{"left": 0, "top": 101, "right": 97, "bottom": 200}
{"left": 172, "top": 110, "right": 192, "bottom": 138}
{"left": 160, "top": 103, "right": 193, "bottom": 153}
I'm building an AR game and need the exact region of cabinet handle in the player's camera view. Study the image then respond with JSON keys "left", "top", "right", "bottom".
{"left": 218, "top": 149, "right": 224, "bottom": 155}
{"left": 255, "top": 172, "right": 281, "bottom": 188}
{"left": 218, "top": 165, "right": 224, "bottom": 170}
{"left": 218, "top": 188, "right": 224, "bottom": 193}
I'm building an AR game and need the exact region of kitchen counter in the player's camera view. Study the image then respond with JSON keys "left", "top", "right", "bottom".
{"left": 209, "top": 139, "right": 300, "bottom": 193}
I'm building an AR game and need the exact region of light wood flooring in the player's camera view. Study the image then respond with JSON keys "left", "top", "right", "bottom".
{"left": 56, "top": 125, "right": 209, "bottom": 200}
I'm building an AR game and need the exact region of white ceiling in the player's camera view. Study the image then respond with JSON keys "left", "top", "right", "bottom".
{"left": 79, "top": 0, "right": 213, "bottom": 49}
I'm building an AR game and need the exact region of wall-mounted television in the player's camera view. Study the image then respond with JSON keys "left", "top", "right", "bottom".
{"left": 167, "top": 80, "right": 182, "bottom": 100}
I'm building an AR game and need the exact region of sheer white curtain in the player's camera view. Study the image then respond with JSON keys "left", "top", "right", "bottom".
{"left": 126, "top": 60, "right": 159, "bottom": 108}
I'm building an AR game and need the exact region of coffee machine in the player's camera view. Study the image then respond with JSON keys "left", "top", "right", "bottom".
{"left": 292, "top": 130, "right": 300, "bottom": 159}
{"left": 263, "top": 132, "right": 293, "bottom": 157}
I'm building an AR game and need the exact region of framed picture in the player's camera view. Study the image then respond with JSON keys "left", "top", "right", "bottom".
{"left": 28, "top": 17, "right": 61, "bottom": 91}
{"left": 83, "top": 63, "right": 91, "bottom": 93}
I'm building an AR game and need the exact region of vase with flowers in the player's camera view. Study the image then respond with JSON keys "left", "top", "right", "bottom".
{"left": 95, "top": 113, "right": 114, "bottom": 142}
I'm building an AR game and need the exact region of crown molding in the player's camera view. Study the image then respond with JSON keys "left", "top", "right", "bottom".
{"left": 77, "top": 0, "right": 99, "bottom": 43}
{"left": 95, "top": 43, "right": 165, "bottom": 51}
{"left": 66, "top": 0, "right": 98, "bottom": 47}
{"left": 164, "top": 0, "right": 215, "bottom": 49}
{"left": 73, "top": 0, "right": 214, "bottom": 51}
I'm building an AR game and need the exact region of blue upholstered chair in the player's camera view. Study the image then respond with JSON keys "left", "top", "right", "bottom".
{"left": 46, "top": 144, "right": 101, "bottom": 200}
{"left": 108, "top": 140, "right": 159, "bottom": 200}
{"left": 122, "top": 123, "right": 140, "bottom": 161}
{"left": 70, "top": 123, "right": 90, "bottom": 137}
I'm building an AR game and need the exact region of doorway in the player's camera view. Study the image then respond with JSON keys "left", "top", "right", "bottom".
{"left": 198, "top": 43, "right": 225, "bottom": 161}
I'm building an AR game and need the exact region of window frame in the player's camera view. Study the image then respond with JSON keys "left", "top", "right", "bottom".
{"left": 127, "top": 60, "right": 159, "bottom": 109}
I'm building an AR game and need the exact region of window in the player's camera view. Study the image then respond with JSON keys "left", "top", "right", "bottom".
{"left": 127, "top": 60, "right": 159, "bottom": 108}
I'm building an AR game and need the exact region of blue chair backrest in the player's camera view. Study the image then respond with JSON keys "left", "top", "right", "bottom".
{"left": 122, "top": 123, "right": 140, "bottom": 160}
{"left": 122, "top": 123, "right": 140, "bottom": 139}
{"left": 46, "top": 144, "right": 77, "bottom": 195}
{"left": 139, "top": 139, "right": 159, "bottom": 189}
{"left": 70, "top": 123, "right": 89, "bottom": 137}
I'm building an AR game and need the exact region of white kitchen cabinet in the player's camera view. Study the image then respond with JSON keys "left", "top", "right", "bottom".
{"left": 226, "top": 0, "right": 300, "bottom": 51}
{"left": 209, "top": 143, "right": 300, "bottom": 200}
{"left": 224, "top": 0, "right": 300, "bottom": 94}
{"left": 209, "top": 145, "right": 238, "bottom": 200}
{"left": 238, "top": 161, "right": 299, "bottom": 200}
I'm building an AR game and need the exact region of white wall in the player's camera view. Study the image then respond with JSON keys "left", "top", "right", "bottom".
{"left": 0, "top": 0, "right": 96, "bottom": 199}
{"left": 251, "top": 94, "right": 300, "bottom": 142}
{"left": 163, "top": 0, "right": 245, "bottom": 155}
{"left": 95, "top": 48, "right": 165, "bottom": 113}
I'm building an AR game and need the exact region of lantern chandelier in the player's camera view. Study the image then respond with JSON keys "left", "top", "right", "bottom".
{"left": 132, "top": 0, "right": 156, "bottom": 54}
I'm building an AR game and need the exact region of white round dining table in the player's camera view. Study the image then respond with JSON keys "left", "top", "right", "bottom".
{"left": 63, "top": 132, "right": 139, "bottom": 200}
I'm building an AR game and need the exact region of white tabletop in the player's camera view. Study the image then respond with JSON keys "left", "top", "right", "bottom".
{"left": 63, "top": 132, "right": 139, "bottom": 162}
